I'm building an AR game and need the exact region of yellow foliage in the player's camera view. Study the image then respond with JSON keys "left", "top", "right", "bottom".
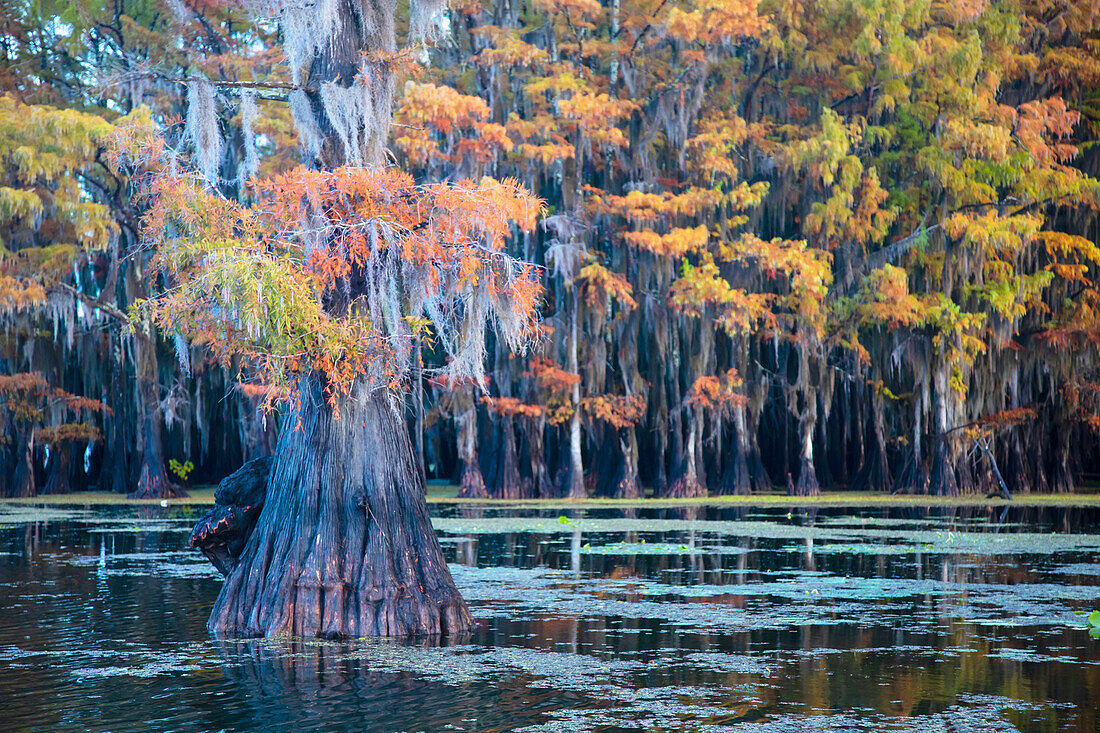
{"left": 664, "top": 0, "right": 765, "bottom": 44}
{"left": 577, "top": 262, "right": 637, "bottom": 312}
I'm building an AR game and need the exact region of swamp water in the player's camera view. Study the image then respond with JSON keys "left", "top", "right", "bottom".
{"left": 0, "top": 502, "right": 1098, "bottom": 732}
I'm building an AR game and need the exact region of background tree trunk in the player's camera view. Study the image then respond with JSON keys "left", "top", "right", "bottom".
{"left": 928, "top": 363, "right": 959, "bottom": 497}
{"left": 43, "top": 443, "right": 73, "bottom": 495}
{"left": 10, "top": 427, "right": 36, "bottom": 498}
{"left": 456, "top": 389, "right": 487, "bottom": 498}
{"left": 564, "top": 290, "right": 585, "bottom": 498}
{"left": 525, "top": 417, "right": 555, "bottom": 498}
{"left": 717, "top": 406, "right": 753, "bottom": 495}
{"left": 792, "top": 345, "right": 820, "bottom": 497}
{"left": 489, "top": 414, "right": 523, "bottom": 498}
{"left": 130, "top": 327, "right": 186, "bottom": 499}
{"left": 613, "top": 429, "right": 641, "bottom": 498}
{"left": 665, "top": 406, "right": 707, "bottom": 497}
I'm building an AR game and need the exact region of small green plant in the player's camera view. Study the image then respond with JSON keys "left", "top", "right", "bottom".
{"left": 1088, "top": 610, "right": 1100, "bottom": 638}
{"left": 169, "top": 459, "right": 194, "bottom": 483}
{"left": 557, "top": 515, "right": 573, "bottom": 525}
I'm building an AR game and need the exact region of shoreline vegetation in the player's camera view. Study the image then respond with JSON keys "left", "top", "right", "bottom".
{"left": 5, "top": 487, "right": 1099, "bottom": 509}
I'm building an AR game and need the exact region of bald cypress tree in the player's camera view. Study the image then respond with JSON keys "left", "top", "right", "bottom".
{"left": 140, "top": 0, "right": 541, "bottom": 637}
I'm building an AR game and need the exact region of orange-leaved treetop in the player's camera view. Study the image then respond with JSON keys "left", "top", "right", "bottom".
{"left": 124, "top": 0, "right": 544, "bottom": 638}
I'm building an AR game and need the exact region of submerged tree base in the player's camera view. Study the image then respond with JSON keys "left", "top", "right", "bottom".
{"left": 660, "top": 476, "right": 708, "bottom": 499}
{"left": 457, "top": 464, "right": 488, "bottom": 499}
{"left": 127, "top": 474, "right": 189, "bottom": 501}
{"left": 206, "top": 376, "right": 473, "bottom": 639}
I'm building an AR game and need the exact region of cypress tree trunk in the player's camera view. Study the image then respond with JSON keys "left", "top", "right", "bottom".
{"left": 1048, "top": 423, "right": 1075, "bottom": 493}
{"left": 791, "top": 346, "right": 821, "bottom": 497}
{"left": 852, "top": 383, "right": 891, "bottom": 492}
{"left": 132, "top": 406, "right": 184, "bottom": 499}
{"left": 43, "top": 442, "right": 73, "bottom": 495}
{"left": 717, "top": 406, "right": 754, "bottom": 494}
{"left": 130, "top": 328, "right": 186, "bottom": 499}
{"left": 588, "top": 426, "right": 615, "bottom": 497}
{"left": 456, "top": 389, "right": 487, "bottom": 498}
{"left": 929, "top": 229, "right": 961, "bottom": 497}
{"left": 207, "top": 375, "right": 472, "bottom": 638}
{"left": 10, "top": 427, "right": 36, "bottom": 498}
{"left": 200, "top": 0, "right": 492, "bottom": 638}
{"left": 928, "top": 363, "right": 959, "bottom": 497}
{"left": 665, "top": 406, "right": 707, "bottom": 497}
{"left": 488, "top": 414, "right": 524, "bottom": 498}
{"left": 564, "top": 290, "right": 585, "bottom": 499}
{"left": 793, "top": 397, "right": 821, "bottom": 496}
{"left": 612, "top": 429, "right": 641, "bottom": 499}
{"left": 524, "top": 417, "right": 555, "bottom": 498}
{"left": 718, "top": 442, "right": 752, "bottom": 495}
{"left": 746, "top": 381, "right": 772, "bottom": 490}
{"left": 103, "top": 346, "right": 134, "bottom": 495}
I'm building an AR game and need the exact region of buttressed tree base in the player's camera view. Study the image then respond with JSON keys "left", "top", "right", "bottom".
{"left": 204, "top": 378, "right": 471, "bottom": 637}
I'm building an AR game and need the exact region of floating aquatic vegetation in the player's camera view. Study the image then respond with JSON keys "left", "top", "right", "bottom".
{"left": 79, "top": 511, "right": 200, "bottom": 536}
{"left": 446, "top": 561, "right": 1100, "bottom": 635}
{"left": 0, "top": 643, "right": 215, "bottom": 680}
{"left": 433, "top": 516, "right": 1100, "bottom": 556}
{"left": 86, "top": 523, "right": 194, "bottom": 534}
{"left": 986, "top": 647, "right": 1092, "bottom": 664}
{"left": 813, "top": 516, "right": 956, "bottom": 528}
{"left": 0, "top": 506, "right": 88, "bottom": 527}
{"left": 36, "top": 543, "right": 214, "bottom": 579}
{"left": 514, "top": 686, "right": 1064, "bottom": 732}
{"left": 578, "top": 541, "right": 711, "bottom": 555}
{"left": 71, "top": 657, "right": 206, "bottom": 678}
{"left": 677, "top": 652, "right": 772, "bottom": 675}
{"left": 334, "top": 641, "right": 490, "bottom": 685}
{"left": 783, "top": 542, "right": 925, "bottom": 555}
{"left": 102, "top": 562, "right": 218, "bottom": 579}
{"left": 1053, "top": 563, "right": 1100, "bottom": 576}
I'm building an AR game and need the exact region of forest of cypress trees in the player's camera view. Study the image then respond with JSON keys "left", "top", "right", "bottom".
{"left": 2, "top": 0, "right": 1100, "bottom": 500}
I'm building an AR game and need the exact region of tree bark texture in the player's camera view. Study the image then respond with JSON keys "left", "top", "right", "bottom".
{"left": 206, "top": 375, "right": 472, "bottom": 638}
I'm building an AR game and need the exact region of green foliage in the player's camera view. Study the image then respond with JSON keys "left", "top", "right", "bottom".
{"left": 168, "top": 460, "right": 194, "bottom": 483}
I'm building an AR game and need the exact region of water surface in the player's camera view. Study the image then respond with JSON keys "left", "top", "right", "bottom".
{"left": 1, "top": 502, "right": 1098, "bottom": 731}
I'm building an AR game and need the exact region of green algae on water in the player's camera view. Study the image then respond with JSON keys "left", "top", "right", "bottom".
{"left": 578, "top": 541, "right": 716, "bottom": 555}
{"left": 0, "top": 506, "right": 88, "bottom": 527}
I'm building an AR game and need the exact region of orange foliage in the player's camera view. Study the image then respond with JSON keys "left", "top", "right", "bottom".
{"left": 35, "top": 423, "right": 102, "bottom": 444}
{"left": 524, "top": 357, "right": 580, "bottom": 392}
{"left": 685, "top": 369, "right": 747, "bottom": 413}
{"left": 971, "top": 407, "right": 1038, "bottom": 429}
{"left": 139, "top": 164, "right": 543, "bottom": 401}
{"left": 862, "top": 265, "right": 924, "bottom": 329}
{"left": 395, "top": 82, "right": 514, "bottom": 166}
{"left": 0, "top": 372, "right": 105, "bottom": 437}
{"left": 580, "top": 394, "right": 645, "bottom": 429}
{"left": 480, "top": 395, "right": 547, "bottom": 419}
{"left": 0, "top": 276, "right": 47, "bottom": 310}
